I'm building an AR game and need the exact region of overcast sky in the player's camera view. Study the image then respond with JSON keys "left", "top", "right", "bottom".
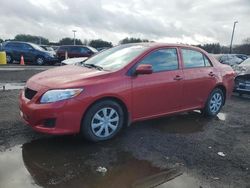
{"left": 0, "top": 0, "right": 249, "bottom": 45}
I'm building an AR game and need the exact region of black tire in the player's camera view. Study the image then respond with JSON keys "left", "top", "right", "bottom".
{"left": 6, "top": 53, "right": 13, "bottom": 64}
{"left": 35, "top": 56, "right": 45, "bottom": 65}
{"left": 202, "top": 88, "right": 224, "bottom": 117}
{"left": 81, "top": 100, "right": 125, "bottom": 142}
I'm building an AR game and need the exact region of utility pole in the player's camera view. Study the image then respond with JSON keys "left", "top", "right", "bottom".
{"left": 72, "top": 30, "right": 77, "bottom": 45}
{"left": 229, "top": 21, "right": 238, "bottom": 54}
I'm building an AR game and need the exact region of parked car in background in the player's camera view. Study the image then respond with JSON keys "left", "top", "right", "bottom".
{"left": 40, "top": 45, "right": 56, "bottom": 56}
{"left": 51, "top": 46, "right": 59, "bottom": 51}
{"left": 3, "top": 41, "right": 58, "bottom": 65}
{"left": 19, "top": 43, "right": 235, "bottom": 142}
{"left": 96, "top": 47, "right": 110, "bottom": 52}
{"left": 56, "top": 45, "right": 97, "bottom": 62}
{"left": 61, "top": 57, "right": 88, "bottom": 65}
{"left": 233, "top": 58, "right": 250, "bottom": 95}
{"left": 213, "top": 54, "right": 246, "bottom": 66}
{"left": 235, "top": 54, "right": 249, "bottom": 61}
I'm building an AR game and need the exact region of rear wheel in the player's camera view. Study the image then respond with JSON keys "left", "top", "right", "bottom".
{"left": 81, "top": 100, "right": 124, "bottom": 142}
{"left": 6, "top": 54, "right": 13, "bottom": 64}
{"left": 203, "top": 88, "right": 224, "bottom": 117}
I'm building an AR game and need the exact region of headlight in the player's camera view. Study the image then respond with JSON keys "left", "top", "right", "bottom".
{"left": 40, "top": 88, "right": 83, "bottom": 103}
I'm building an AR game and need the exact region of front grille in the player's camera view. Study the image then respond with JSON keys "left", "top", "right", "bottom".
{"left": 24, "top": 88, "right": 37, "bottom": 100}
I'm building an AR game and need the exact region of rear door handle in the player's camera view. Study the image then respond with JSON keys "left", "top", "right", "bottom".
{"left": 173, "top": 75, "right": 183, "bottom": 81}
{"left": 208, "top": 72, "right": 215, "bottom": 77}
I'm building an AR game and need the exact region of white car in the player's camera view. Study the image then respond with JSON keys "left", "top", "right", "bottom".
{"left": 61, "top": 57, "right": 88, "bottom": 65}
{"left": 213, "top": 54, "right": 244, "bottom": 66}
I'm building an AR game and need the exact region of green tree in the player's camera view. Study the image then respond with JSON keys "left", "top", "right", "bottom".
{"left": 119, "top": 37, "right": 149, "bottom": 44}
{"left": 197, "top": 43, "right": 221, "bottom": 54}
{"left": 14, "top": 34, "right": 49, "bottom": 45}
{"left": 243, "top": 38, "right": 250, "bottom": 44}
{"left": 0, "top": 38, "right": 3, "bottom": 43}
{"left": 59, "top": 37, "right": 83, "bottom": 45}
{"left": 88, "top": 39, "right": 113, "bottom": 49}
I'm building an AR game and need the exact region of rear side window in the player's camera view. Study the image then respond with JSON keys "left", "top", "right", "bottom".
{"left": 139, "top": 48, "right": 179, "bottom": 72}
{"left": 204, "top": 56, "right": 212, "bottom": 67}
{"left": 182, "top": 49, "right": 211, "bottom": 68}
{"left": 58, "top": 46, "right": 70, "bottom": 51}
{"left": 5, "top": 42, "right": 21, "bottom": 49}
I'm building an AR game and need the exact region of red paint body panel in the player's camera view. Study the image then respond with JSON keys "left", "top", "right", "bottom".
{"left": 19, "top": 43, "right": 235, "bottom": 135}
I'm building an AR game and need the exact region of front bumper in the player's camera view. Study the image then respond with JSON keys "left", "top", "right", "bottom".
{"left": 19, "top": 89, "right": 89, "bottom": 135}
{"left": 44, "top": 56, "right": 59, "bottom": 64}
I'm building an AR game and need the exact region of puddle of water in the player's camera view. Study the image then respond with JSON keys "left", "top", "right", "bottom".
{"left": 137, "top": 111, "right": 207, "bottom": 134}
{"left": 0, "top": 83, "right": 25, "bottom": 90}
{"left": 217, "top": 113, "right": 226, "bottom": 121}
{"left": 0, "top": 137, "right": 190, "bottom": 188}
{"left": 0, "top": 146, "right": 41, "bottom": 188}
{"left": 157, "top": 173, "right": 202, "bottom": 188}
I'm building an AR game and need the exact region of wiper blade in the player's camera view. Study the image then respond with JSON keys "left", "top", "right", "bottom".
{"left": 83, "top": 63, "right": 104, "bottom": 70}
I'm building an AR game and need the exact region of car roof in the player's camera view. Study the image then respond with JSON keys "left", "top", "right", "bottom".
{"left": 59, "top": 45, "right": 88, "bottom": 47}
{"left": 4, "top": 41, "right": 37, "bottom": 46}
{"left": 117, "top": 42, "right": 206, "bottom": 52}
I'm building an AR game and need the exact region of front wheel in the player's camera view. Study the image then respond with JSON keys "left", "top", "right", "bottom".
{"left": 81, "top": 100, "right": 124, "bottom": 142}
{"left": 203, "top": 88, "right": 224, "bottom": 117}
{"left": 35, "top": 56, "right": 45, "bottom": 65}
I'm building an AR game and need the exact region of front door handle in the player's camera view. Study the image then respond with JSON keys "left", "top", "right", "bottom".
{"left": 173, "top": 75, "right": 183, "bottom": 81}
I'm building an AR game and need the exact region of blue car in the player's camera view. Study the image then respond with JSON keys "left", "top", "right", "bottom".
{"left": 3, "top": 41, "right": 58, "bottom": 65}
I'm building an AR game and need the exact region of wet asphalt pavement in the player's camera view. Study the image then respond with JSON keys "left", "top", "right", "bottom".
{"left": 0, "top": 67, "right": 250, "bottom": 188}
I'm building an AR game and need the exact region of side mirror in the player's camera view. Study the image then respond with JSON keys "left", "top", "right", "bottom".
{"left": 135, "top": 64, "right": 153, "bottom": 75}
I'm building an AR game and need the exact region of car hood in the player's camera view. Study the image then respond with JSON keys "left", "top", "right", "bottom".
{"left": 27, "top": 65, "right": 110, "bottom": 89}
{"left": 233, "top": 64, "right": 250, "bottom": 76}
{"left": 62, "top": 57, "right": 88, "bottom": 65}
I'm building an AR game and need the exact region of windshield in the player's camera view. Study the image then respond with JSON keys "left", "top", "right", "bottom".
{"left": 82, "top": 44, "right": 148, "bottom": 71}
{"left": 87, "top": 46, "right": 98, "bottom": 53}
{"left": 30, "top": 43, "right": 45, "bottom": 51}
{"left": 240, "top": 58, "right": 250, "bottom": 66}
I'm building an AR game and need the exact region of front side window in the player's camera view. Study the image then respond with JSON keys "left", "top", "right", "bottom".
{"left": 138, "top": 48, "right": 179, "bottom": 72}
{"left": 182, "top": 49, "right": 211, "bottom": 68}
{"left": 80, "top": 47, "right": 90, "bottom": 53}
{"left": 23, "top": 44, "right": 33, "bottom": 50}
{"left": 29, "top": 43, "right": 44, "bottom": 51}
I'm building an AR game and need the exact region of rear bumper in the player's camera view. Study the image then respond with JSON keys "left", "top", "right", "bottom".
{"left": 19, "top": 90, "right": 89, "bottom": 135}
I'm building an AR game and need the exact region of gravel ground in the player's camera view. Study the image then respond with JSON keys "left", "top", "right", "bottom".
{"left": 0, "top": 67, "right": 249, "bottom": 188}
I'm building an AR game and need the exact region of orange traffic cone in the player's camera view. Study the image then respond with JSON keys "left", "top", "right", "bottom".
{"left": 20, "top": 55, "right": 25, "bottom": 65}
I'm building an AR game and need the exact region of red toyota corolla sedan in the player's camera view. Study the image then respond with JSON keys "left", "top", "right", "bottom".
{"left": 19, "top": 43, "right": 235, "bottom": 141}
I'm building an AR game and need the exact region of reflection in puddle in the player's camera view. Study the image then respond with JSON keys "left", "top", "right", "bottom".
{"left": 0, "top": 137, "right": 205, "bottom": 188}
{"left": 136, "top": 112, "right": 208, "bottom": 134}
{"left": 217, "top": 113, "right": 226, "bottom": 121}
{"left": 0, "top": 137, "right": 184, "bottom": 188}
{"left": 0, "top": 146, "right": 40, "bottom": 188}
{"left": 158, "top": 173, "right": 202, "bottom": 188}
{"left": 0, "top": 83, "right": 25, "bottom": 90}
